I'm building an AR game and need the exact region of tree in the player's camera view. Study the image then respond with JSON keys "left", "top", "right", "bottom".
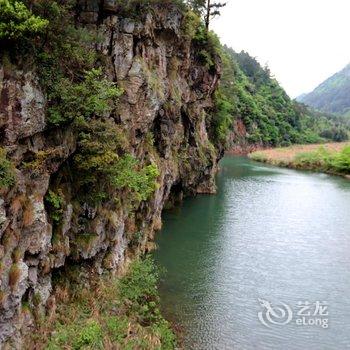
{"left": 188, "top": 0, "right": 226, "bottom": 30}
{"left": 204, "top": 0, "right": 226, "bottom": 30}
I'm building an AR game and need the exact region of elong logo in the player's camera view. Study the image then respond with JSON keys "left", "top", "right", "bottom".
{"left": 258, "top": 298, "right": 329, "bottom": 329}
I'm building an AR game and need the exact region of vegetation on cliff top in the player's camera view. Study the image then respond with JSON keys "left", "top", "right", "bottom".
{"left": 1, "top": 0, "right": 161, "bottom": 208}
{"left": 27, "top": 256, "right": 176, "bottom": 349}
{"left": 5, "top": 0, "right": 343, "bottom": 152}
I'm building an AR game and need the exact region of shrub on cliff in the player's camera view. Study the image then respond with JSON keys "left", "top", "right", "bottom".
{"left": 0, "top": 0, "right": 48, "bottom": 41}
{"left": 111, "top": 155, "right": 160, "bottom": 203}
{"left": 73, "top": 118, "right": 160, "bottom": 206}
{"left": 0, "top": 148, "right": 15, "bottom": 190}
{"left": 45, "top": 190, "right": 65, "bottom": 225}
{"left": 115, "top": 0, "right": 187, "bottom": 15}
{"left": 12, "top": 1, "right": 103, "bottom": 127}
{"left": 47, "top": 68, "right": 123, "bottom": 126}
{"left": 35, "top": 256, "right": 176, "bottom": 349}
{"left": 118, "top": 256, "right": 176, "bottom": 347}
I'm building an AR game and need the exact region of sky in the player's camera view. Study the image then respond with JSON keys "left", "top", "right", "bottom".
{"left": 211, "top": 0, "right": 350, "bottom": 98}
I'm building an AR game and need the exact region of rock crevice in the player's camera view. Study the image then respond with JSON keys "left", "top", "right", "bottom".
{"left": 0, "top": 3, "right": 221, "bottom": 345}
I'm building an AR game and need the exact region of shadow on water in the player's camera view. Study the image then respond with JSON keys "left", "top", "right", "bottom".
{"left": 154, "top": 156, "right": 350, "bottom": 350}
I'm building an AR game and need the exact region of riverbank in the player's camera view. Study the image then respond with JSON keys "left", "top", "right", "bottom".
{"left": 249, "top": 142, "right": 350, "bottom": 178}
{"left": 25, "top": 256, "right": 176, "bottom": 350}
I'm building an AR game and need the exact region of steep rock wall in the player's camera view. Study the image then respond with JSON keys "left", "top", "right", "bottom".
{"left": 0, "top": 3, "right": 220, "bottom": 345}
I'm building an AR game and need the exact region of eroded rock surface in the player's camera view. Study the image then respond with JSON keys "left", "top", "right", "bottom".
{"left": 0, "top": 3, "right": 221, "bottom": 346}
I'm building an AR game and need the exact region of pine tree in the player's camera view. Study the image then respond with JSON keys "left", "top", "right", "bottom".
{"left": 204, "top": 0, "right": 226, "bottom": 30}
{"left": 188, "top": 0, "right": 226, "bottom": 30}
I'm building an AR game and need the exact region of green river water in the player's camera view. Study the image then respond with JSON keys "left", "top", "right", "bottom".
{"left": 154, "top": 156, "right": 350, "bottom": 350}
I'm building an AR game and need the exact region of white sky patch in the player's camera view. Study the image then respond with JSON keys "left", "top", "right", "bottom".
{"left": 211, "top": 0, "right": 350, "bottom": 98}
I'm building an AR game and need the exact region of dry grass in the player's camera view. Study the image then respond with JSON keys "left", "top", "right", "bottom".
{"left": 0, "top": 290, "right": 6, "bottom": 307}
{"left": 22, "top": 202, "right": 34, "bottom": 227}
{"left": 2, "top": 230, "right": 17, "bottom": 251}
{"left": 12, "top": 248, "right": 23, "bottom": 263}
{"left": 249, "top": 142, "right": 350, "bottom": 177}
{"left": 250, "top": 142, "right": 350, "bottom": 164}
{"left": 9, "top": 264, "right": 21, "bottom": 291}
{"left": 25, "top": 257, "right": 176, "bottom": 350}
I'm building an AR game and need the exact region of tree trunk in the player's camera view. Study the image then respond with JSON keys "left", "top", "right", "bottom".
{"left": 205, "top": 0, "right": 210, "bottom": 30}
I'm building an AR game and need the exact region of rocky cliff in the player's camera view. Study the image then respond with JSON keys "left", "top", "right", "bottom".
{"left": 0, "top": 2, "right": 221, "bottom": 345}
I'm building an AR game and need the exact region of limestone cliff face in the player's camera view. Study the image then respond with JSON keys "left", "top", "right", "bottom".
{"left": 0, "top": 3, "right": 220, "bottom": 345}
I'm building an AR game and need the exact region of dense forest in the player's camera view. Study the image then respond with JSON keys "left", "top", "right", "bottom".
{"left": 212, "top": 46, "right": 349, "bottom": 148}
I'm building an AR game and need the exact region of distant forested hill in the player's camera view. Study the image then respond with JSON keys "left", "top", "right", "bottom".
{"left": 212, "top": 46, "right": 349, "bottom": 148}
{"left": 297, "top": 64, "right": 350, "bottom": 116}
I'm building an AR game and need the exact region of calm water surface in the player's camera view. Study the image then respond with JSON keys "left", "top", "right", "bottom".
{"left": 154, "top": 156, "right": 350, "bottom": 350}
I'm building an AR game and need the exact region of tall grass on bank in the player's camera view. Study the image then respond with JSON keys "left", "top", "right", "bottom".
{"left": 27, "top": 256, "right": 176, "bottom": 350}
{"left": 250, "top": 145, "right": 350, "bottom": 176}
{"left": 294, "top": 146, "right": 350, "bottom": 175}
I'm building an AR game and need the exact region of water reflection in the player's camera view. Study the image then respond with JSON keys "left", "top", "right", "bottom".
{"left": 155, "top": 156, "right": 350, "bottom": 350}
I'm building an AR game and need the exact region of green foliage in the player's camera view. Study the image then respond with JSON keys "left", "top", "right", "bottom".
{"left": 72, "top": 118, "right": 159, "bottom": 205}
{"left": 186, "top": 0, "right": 226, "bottom": 29}
{"left": 331, "top": 146, "right": 350, "bottom": 172}
{"left": 42, "top": 256, "right": 176, "bottom": 349}
{"left": 182, "top": 9, "right": 221, "bottom": 67}
{"left": 111, "top": 155, "right": 160, "bottom": 203}
{"left": 151, "top": 320, "right": 177, "bottom": 350}
{"left": 73, "top": 321, "right": 103, "bottom": 350}
{"left": 72, "top": 118, "right": 124, "bottom": 204}
{"left": 0, "top": 0, "right": 48, "bottom": 41}
{"left": 48, "top": 68, "right": 123, "bottom": 126}
{"left": 46, "top": 321, "right": 104, "bottom": 350}
{"left": 186, "top": 0, "right": 206, "bottom": 14}
{"left": 105, "top": 316, "right": 129, "bottom": 343}
{"left": 182, "top": 10, "right": 202, "bottom": 39}
{"left": 6, "top": 1, "right": 147, "bottom": 210}
{"left": 129, "top": 231, "right": 144, "bottom": 248}
{"left": 215, "top": 46, "right": 350, "bottom": 147}
{"left": 0, "top": 148, "right": 15, "bottom": 189}
{"left": 211, "top": 91, "right": 233, "bottom": 145}
{"left": 45, "top": 190, "right": 64, "bottom": 224}
{"left": 114, "top": 0, "right": 187, "bottom": 16}
{"left": 118, "top": 256, "right": 176, "bottom": 348}
{"left": 195, "top": 30, "right": 221, "bottom": 69}
{"left": 319, "top": 127, "right": 348, "bottom": 142}
{"left": 119, "top": 256, "right": 158, "bottom": 304}
{"left": 9, "top": 0, "right": 105, "bottom": 128}
{"left": 249, "top": 152, "right": 266, "bottom": 163}
{"left": 295, "top": 145, "right": 350, "bottom": 174}
{"left": 298, "top": 64, "right": 350, "bottom": 116}
{"left": 2, "top": 0, "right": 161, "bottom": 211}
